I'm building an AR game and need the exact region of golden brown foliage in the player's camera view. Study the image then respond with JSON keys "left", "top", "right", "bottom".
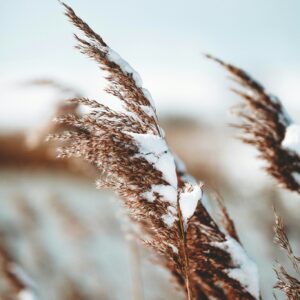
{"left": 273, "top": 210, "right": 300, "bottom": 299}
{"left": 207, "top": 55, "right": 300, "bottom": 193}
{"left": 48, "top": 3, "right": 260, "bottom": 299}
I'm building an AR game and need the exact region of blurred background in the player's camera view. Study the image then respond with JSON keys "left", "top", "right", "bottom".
{"left": 1, "top": 1, "right": 300, "bottom": 299}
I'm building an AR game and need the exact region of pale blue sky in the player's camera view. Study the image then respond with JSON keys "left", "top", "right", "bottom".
{"left": 1, "top": 0, "right": 300, "bottom": 129}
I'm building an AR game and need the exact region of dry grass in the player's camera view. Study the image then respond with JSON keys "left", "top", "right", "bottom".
{"left": 46, "top": 3, "right": 261, "bottom": 299}
{"left": 207, "top": 55, "right": 300, "bottom": 193}
{"left": 5, "top": 4, "right": 300, "bottom": 300}
{"left": 207, "top": 54, "right": 300, "bottom": 299}
{"left": 273, "top": 210, "right": 300, "bottom": 299}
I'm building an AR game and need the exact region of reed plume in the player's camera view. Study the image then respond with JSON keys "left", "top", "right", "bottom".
{"left": 206, "top": 55, "right": 300, "bottom": 194}
{"left": 49, "top": 3, "right": 260, "bottom": 299}
{"left": 206, "top": 54, "right": 300, "bottom": 299}
{"left": 273, "top": 210, "right": 300, "bottom": 299}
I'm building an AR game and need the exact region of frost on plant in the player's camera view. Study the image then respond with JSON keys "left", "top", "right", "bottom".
{"left": 48, "top": 3, "right": 261, "bottom": 299}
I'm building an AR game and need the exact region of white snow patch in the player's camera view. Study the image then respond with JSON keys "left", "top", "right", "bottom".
{"left": 167, "top": 205, "right": 177, "bottom": 215}
{"left": 142, "top": 185, "right": 177, "bottom": 204}
{"left": 168, "top": 243, "right": 179, "bottom": 254}
{"left": 127, "top": 133, "right": 178, "bottom": 188}
{"left": 162, "top": 212, "right": 176, "bottom": 227}
{"left": 282, "top": 124, "right": 300, "bottom": 155}
{"left": 107, "top": 48, "right": 143, "bottom": 87}
{"left": 162, "top": 205, "right": 178, "bottom": 227}
{"left": 179, "top": 184, "right": 202, "bottom": 225}
{"left": 128, "top": 132, "right": 166, "bottom": 155}
{"left": 106, "top": 48, "right": 156, "bottom": 109}
{"left": 211, "top": 236, "right": 259, "bottom": 299}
